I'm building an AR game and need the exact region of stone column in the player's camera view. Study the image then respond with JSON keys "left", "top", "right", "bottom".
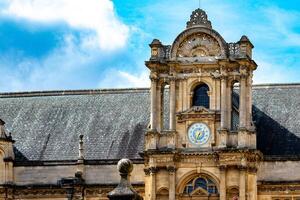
{"left": 220, "top": 77, "right": 227, "bottom": 129}
{"left": 183, "top": 79, "right": 188, "bottom": 110}
{"left": 239, "top": 168, "right": 246, "bottom": 200}
{"left": 167, "top": 166, "right": 176, "bottom": 200}
{"left": 239, "top": 75, "right": 247, "bottom": 129}
{"left": 156, "top": 84, "right": 162, "bottom": 132}
{"left": 227, "top": 85, "right": 232, "bottom": 130}
{"left": 149, "top": 167, "right": 157, "bottom": 200}
{"left": 169, "top": 78, "right": 176, "bottom": 130}
{"left": 247, "top": 73, "right": 253, "bottom": 129}
{"left": 219, "top": 166, "right": 226, "bottom": 200}
{"left": 150, "top": 75, "right": 157, "bottom": 131}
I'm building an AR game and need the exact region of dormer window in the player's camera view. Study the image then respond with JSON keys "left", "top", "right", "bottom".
{"left": 193, "top": 84, "right": 210, "bottom": 108}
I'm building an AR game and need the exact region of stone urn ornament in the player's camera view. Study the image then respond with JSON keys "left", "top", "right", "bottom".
{"left": 108, "top": 158, "right": 143, "bottom": 200}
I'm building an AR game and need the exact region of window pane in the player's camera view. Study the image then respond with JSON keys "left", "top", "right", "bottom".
{"left": 193, "top": 84, "right": 209, "bottom": 108}
{"left": 194, "top": 177, "right": 207, "bottom": 190}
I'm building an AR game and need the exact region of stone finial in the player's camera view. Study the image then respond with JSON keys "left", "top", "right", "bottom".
{"left": 186, "top": 8, "right": 212, "bottom": 29}
{"left": 239, "top": 35, "right": 254, "bottom": 48}
{"left": 149, "top": 39, "right": 163, "bottom": 60}
{"left": 117, "top": 158, "right": 133, "bottom": 175}
{"left": 76, "top": 134, "right": 85, "bottom": 179}
{"left": 149, "top": 39, "right": 162, "bottom": 48}
{"left": 78, "top": 134, "right": 84, "bottom": 162}
{"left": 108, "top": 159, "right": 143, "bottom": 200}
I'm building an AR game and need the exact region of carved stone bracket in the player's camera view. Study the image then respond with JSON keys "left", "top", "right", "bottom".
{"left": 210, "top": 69, "right": 221, "bottom": 79}
{"left": 166, "top": 166, "right": 176, "bottom": 173}
{"left": 149, "top": 72, "right": 159, "bottom": 81}
{"left": 149, "top": 167, "right": 158, "bottom": 175}
{"left": 239, "top": 66, "right": 248, "bottom": 78}
{"left": 144, "top": 168, "right": 150, "bottom": 176}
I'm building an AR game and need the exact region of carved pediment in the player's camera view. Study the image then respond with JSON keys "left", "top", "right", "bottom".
{"left": 179, "top": 106, "right": 211, "bottom": 114}
{"left": 177, "top": 33, "right": 221, "bottom": 58}
{"left": 177, "top": 106, "right": 220, "bottom": 122}
{"left": 190, "top": 187, "right": 209, "bottom": 196}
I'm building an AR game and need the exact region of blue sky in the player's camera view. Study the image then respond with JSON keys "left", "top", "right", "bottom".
{"left": 0, "top": 0, "right": 300, "bottom": 92}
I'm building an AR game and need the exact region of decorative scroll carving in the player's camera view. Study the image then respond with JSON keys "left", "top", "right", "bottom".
{"left": 239, "top": 66, "right": 248, "bottom": 77}
{"left": 211, "top": 70, "right": 221, "bottom": 79}
{"left": 144, "top": 168, "right": 150, "bottom": 176}
{"left": 176, "top": 33, "right": 221, "bottom": 58}
{"left": 149, "top": 72, "right": 158, "bottom": 81}
{"left": 186, "top": 9, "right": 212, "bottom": 29}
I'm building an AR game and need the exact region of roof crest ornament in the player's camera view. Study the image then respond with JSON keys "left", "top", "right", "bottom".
{"left": 186, "top": 8, "right": 212, "bottom": 29}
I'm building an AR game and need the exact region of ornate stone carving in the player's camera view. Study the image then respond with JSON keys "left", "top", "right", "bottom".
{"left": 167, "top": 166, "right": 176, "bottom": 173}
{"left": 176, "top": 33, "right": 221, "bottom": 58}
{"left": 239, "top": 66, "right": 248, "bottom": 78}
{"left": 186, "top": 9, "right": 212, "bottom": 29}
{"left": 228, "top": 43, "right": 240, "bottom": 57}
{"left": 149, "top": 72, "right": 158, "bottom": 81}
{"left": 144, "top": 168, "right": 150, "bottom": 176}
{"left": 211, "top": 69, "right": 221, "bottom": 79}
{"left": 149, "top": 167, "right": 158, "bottom": 175}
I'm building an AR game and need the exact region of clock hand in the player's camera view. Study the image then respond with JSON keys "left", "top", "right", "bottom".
{"left": 196, "top": 131, "right": 201, "bottom": 140}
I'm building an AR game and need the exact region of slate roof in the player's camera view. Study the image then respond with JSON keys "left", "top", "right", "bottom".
{"left": 0, "top": 89, "right": 149, "bottom": 163}
{"left": 0, "top": 84, "right": 299, "bottom": 164}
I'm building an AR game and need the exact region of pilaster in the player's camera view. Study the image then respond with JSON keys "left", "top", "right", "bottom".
{"left": 219, "top": 166, "right": 227, "bottom": 200}
{"left": 167, "top": 166, "right": 176, "bottom": 200}
{"left": 150, "top": 73, "right": 158, "bottom": 131}
{"left": 156, "top": 83, "right": 162, "bottom": 132}
{"left": 220, "top": 70, "right": 228, "bottom": 129}
{"left": 239, "top": 70, "right": 247, "bottom": 129}
{"left": 149, "top": 167, "right": 158, "bottom": 200}
{"left": 239, "top": 167, "right": 246, "bottom": 200}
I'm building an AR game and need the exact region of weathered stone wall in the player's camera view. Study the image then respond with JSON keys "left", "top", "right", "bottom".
{"left": 13, "top": 164, "right": 145, "bottom": 185}
{"left": 85, "top": 164, "right": 145, "bottom": 184}
{"left": 257, "top": 161, "right": 300, "bottom": 181}
{"left": 14, "top": 165, "right": 77, "bottom": 185}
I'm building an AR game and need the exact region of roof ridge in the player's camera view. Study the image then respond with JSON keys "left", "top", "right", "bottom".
{"left": 1, "top": 83, "right": 300, "bottom": 98}
{"left": 0, "top": 88, "right": 150, "bottom": 98}
{"left": 252, "top": 83, "right": 300, "bottom": 89}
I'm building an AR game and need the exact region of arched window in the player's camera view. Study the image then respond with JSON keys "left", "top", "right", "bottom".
{"left": 183, "top": 175, "right": 218, "bottom": 195}
{"left": 193, "top": 84, "right": 210, "bottom": 108}
{"left": 194, "top": 177, "right": 207, "bottom": 190}
{"left": 231, "top": 82, "right": 240, "bottom": 131}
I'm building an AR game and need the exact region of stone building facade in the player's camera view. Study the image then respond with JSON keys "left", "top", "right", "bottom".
{"left": 0, "top": 8, "right": 300, "bottom": 200}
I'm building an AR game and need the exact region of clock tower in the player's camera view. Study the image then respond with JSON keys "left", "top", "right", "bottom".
{"left": 144, "top": 9, "right": 261, "bottom": 200}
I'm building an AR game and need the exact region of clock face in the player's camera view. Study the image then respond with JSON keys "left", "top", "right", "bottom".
{"left": 188, "top": 123, "right": 210, "bottom": 145}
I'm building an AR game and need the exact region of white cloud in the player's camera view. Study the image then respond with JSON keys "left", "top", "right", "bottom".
{"left": 0, "top": 34, "right": 99, "bottom": 92}
{"left": 253, "top": 56, "right": 300, "bottom": 84}
{"left": 2, "top": 0, "right": 129, "bottom": 51}
{"left": 98, "top": 70, "right": 150, "bottom": 89}
{"left": 118, "top": 71, "right": 150, "bottom": 87}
